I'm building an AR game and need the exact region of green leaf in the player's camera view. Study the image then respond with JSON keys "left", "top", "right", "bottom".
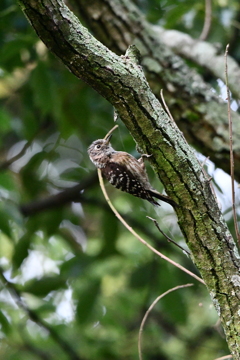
{"left": 100, "top": 211, "right": 119, "bottom": 257}
{"left": 20, "top": 151, "right": 48, "bottom": 197}
{"left": 60, "top": 254, "right": 91, "bottom": 278}
{"left": 26, "top": 209, "right": 63, "bottom": 236}
{"left": 35, "top": 303, "right": 56, "bottom": 316}
{"left": 22, "top": 276, "right": 67, "bottom": 297}
{"left": 0, "top": 39, "right": 27, "bottom": 71}
{"left": 0, "top": 209, "right": 12, "bottom": 238}
{"left": 76, "top": 279, "right": 101, "bottom": 324}
{"left": 157, "top": 264, "right": 188, "bottom": 324}
{"left": 0, "top": 310, "right": 11, "bottom": 335}
{"left": 12, "top": 233, "right": 31, "bottom": 270}
{"left": 130, "top": 262, "right": 153, "bottom": 288}
{"left": 30, "top": 61, "right": 55, "bottom": 116}
{"left": 0, "top": 171, "right": 15, "bottom": 191}
{"left": 0, "top": 108, "right": 11, "bottom": 133}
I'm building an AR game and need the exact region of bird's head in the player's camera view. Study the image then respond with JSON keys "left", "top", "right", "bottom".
{"left": 88, "top": 134, "right": 115, "bottom": 168}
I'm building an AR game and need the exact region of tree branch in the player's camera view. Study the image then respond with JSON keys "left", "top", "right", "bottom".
{"left": 18, "top": 1, "right": 240, "bottom": 358}
{"left": 153, "top": 26, "right": 240, "bottom": 99}
{"left": 71, "top": 0, "right": 240, "bottom": 181}
{"left": 20, "top": 173, "right": 98, "bottom": 216}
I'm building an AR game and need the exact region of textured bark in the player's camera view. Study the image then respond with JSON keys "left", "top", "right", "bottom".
{"left": 152, "top": 26, "right": 240, "bottom": 99}
{"left": 19, "top": 0, "right": 240, "bottom": 358}
{"left": 71, "top": 0, "right": 240, "bottom": 182}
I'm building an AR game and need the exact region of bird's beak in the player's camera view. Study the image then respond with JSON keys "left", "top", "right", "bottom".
{"left": 103, "top": 125, "right": 118, "bottom": 144}
{"left": 105, "top": 134, "right": 112, "bottom": 144}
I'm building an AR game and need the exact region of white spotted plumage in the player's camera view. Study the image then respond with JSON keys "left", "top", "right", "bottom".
{"left": 88, "top": 136, "right": 178, "bottom": 208}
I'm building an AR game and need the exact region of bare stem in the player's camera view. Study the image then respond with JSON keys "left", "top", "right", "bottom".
{"left": 138, "top": 283, "right": 193, "bottom": 360}
{"left": 97, "top": 168, "right": 205, "bottom": 285}
{"left": 147, "top": 216, "right": 191, "bottom": 256}
{"left": 199, "top": 0, "right": 212, "bottom": 41}
{"left": 214, "top": 355, "right": 233, "bottom": 360}
{"left": 103, "top": 125, "right": 119, "bottom": 140}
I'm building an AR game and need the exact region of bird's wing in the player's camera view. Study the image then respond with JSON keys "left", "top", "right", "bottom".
{"left": 111, "top": 152, "right": 151, "bottom": 187}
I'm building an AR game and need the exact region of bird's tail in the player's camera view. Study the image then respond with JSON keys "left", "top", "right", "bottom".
{"left": 149, "top": 189, "right": 180, "bottom": 208}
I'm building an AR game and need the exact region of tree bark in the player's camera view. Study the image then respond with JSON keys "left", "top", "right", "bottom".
{"left": 19, "top": 0, "right": 240, "bottom": 358}
{"left": 71, "top": 0, "right": 240, "bottom": 182}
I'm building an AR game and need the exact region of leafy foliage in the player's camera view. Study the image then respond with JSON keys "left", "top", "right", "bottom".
{"left": 0, "top": 0, "right": 238, "bottom": 359}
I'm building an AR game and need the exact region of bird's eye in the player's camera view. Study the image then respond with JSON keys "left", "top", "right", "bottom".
{"left": 95, "top": 144, "right": 101, "bottom": 150}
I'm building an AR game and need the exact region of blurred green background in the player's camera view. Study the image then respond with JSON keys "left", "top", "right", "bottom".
{"left": 0, "top": 0, "right": 239, "bottom": 359}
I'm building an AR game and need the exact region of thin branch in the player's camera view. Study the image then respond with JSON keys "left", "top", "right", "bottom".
{"left": 97, "top": 168, "right": 205, "bottom": 285}
{"left": 20, "top": 173, "right": 98, "bottom": 216}
{"left": 214, "top": 355, "right": 233, "bottom": 360}
{"left": 200, "top": 156, "right": 210, "bottom": 169}
{"left": 20, "top": 189, "right": 178, "bottom": 252}
{"left": 224, "top": 44, "right": 240, "bottom": 244}
{"left": 104, "top": 124, "right": 119, "bottom": 139}
{"left": 147, "top": 216, "right": 191, "bottom": 256}
{"left": 160, "top": 89, "right": 176, "bottom": 125}
{"left": 138, "top": 283, "right": 193, "bottom": 360}
{"left": 199, "top": 0, "right": 212, "bottom": 41}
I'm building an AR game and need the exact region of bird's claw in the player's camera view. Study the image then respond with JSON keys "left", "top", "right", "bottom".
{"left": 138, "top": 154, "right": 152, "bottom": 168}
{"left": 141, "top": 154, "right": 152, "bottom": 159}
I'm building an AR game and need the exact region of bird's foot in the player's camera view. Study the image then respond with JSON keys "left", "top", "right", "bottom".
{"left": 138, "top": 154, "right": 152, "bottom": 169}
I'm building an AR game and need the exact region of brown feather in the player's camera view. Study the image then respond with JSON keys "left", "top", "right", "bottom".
{"left": 88, "top": 139, "right": 179, "bottom": 208}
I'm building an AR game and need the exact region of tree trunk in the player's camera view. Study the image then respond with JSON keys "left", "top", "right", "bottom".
{"left": 71, "top": 0, "right": 240, "bottom": 182}
{"left": 19, "top": 0, "right": 240, "bottom": 358}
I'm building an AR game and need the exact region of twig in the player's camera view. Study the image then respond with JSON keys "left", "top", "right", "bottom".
{"left": 104, "top": 124, "right": 119, "bottom": 140}
{"left": 214, "top": 355, "right": 233, "bottom": 360}
{"left": 160, "top": 89, "right": 178, "bottom": 127}
{"left": 199, "top": 0, "right": 212, "bottom": 41}
{"left": 224, "top": 44, "right": 240, "bottom": 244}
{"left": 20, "top": 173, "right": 98, "bottom": 216}
{"left": 138, "top": 283, "right": 193, "bottom": 360}
{"left": 200, "top": 156, "right": 210, "bottom": 169}
{"left": 97, "top": 168, "right": 205, "bottom": 285}
{"left": 160, "top": 90, "right": 188, "bottom": 145}
{"left": 147, "top": 216, "right": 191, "bottom": 256}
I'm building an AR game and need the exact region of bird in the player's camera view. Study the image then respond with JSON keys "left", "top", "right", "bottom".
{"left": 88, "top": 134, "right": 179, "bottom": 208}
